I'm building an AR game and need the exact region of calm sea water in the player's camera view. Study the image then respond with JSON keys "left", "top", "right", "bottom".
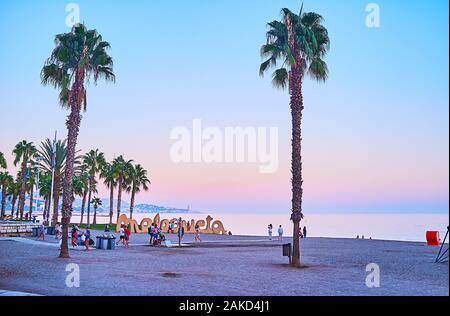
{"left": 66, "top": 212, "right": 449, "bottom": 242}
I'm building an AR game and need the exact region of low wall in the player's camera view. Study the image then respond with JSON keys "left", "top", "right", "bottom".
{"left": 0, "top": 222, "right": 40, "bottom": 237}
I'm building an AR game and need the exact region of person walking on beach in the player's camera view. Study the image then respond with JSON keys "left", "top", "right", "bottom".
{"left": 71, "top": 225, "right": 78, "bottom": 248}
{"left": 117, "top": 225, "right": 125, "bottom": 246}
{"left": 278, "top": 225, "right": 284, "bottom": 241}
{"left": 124, "top": 225, "right": 131, "bottom": 248}
{"left": 194, "top": 224, "right": 202, "bottom": 242}
{"left": 55, "top": 223, "right": 60, "bottom": 240}
{"left": 268, "top": 224, "right": 273, "bottom": 240}
{"left": 303, "top": 226, "right": 307, "bottom": 239}
{"left": 85, "top": 226, "right": 91, "bottom": 251}
{"left": 152, "top": 225, "right": 160, "bottom": 246}
{"left": 148, "top": 223, "right": 155, "bottom": 245}
{"left": 37, "top": 222, "right": 45, "bottom": 241}
{"left": 177, "top": 217, "right": 184, "bottom": 246}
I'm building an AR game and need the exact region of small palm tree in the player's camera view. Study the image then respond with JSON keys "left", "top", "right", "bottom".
{"left": 37, "top": 138, "right": 71, "bottom": 226}
{"left": 0, "top": 152, "right": 7, "bottom": 170}
{"left": 83, "top": 149, "right": 106, "bottom": 225}
{"left": 13, "top": 140, "right": 37, "bottom": 220}
{"left": 260, "top": 5, "right": 330, "bottom": 266}
{"left": 90, "top": 197, "right": 102, "bottom": 225}
{"left": 25, "top": 163, "right": 38, "bottom": 219}
{"left": 41, "top": 24, "right": 115, "bottom": 258}
{"left": 100, "top": 162, "right": 117, "bottom": 224}
{"left": 112, "top": 156, "right": 133, "bottom": 222}
{"left": 38, "top": 172, "right": 53, "bottom": 224}
{"left": 126, "top": 164, "right": 151, "bottom": 219}
{"left": 73, "top": 166, "right": 89, "bottom": 225}
{"left": 0, "top": 172, "right": 13, "bottom": 220}
{"left": 8, "top": 177, "right": 21, "bottom": 217}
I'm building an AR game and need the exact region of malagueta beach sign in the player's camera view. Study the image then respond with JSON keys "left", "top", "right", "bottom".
{"left": 116, "top": 213, "right": 227, "bottom": 235}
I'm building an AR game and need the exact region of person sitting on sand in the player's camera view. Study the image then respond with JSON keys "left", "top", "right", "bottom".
{"left": 278, "top": 225, "right": 283, "bottom": 241}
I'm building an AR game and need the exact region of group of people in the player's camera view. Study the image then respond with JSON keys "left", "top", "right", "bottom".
{"left": 117, "top": 225, "right": 132, "bottom": 248}
{"left": 148, "top": 223, "right": 166, "bottom": 246}
{"left": 267, "top": 224, "right": 307, "bottom": 241}
{"left": 70, "top": 225, "right": 92, "bottom": 251}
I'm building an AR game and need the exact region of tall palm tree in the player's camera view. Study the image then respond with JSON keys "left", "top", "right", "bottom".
{"left": 112, "top": 156, "right": 133, "bottom": 222}
{"left": 37, "top": 139, "right": 68, "bottom": 226}
{"left": 0, "top": 172, "right": 13, "bottom": 220}
{"left": 8, "top": 178, "right": 21, "bottom": 217}
{"left": 41, "top": 24, "right": 115, "bottom": 258}
{"left": 126, "top": 164, "right": 150, "bottom": 220}
{"left": 260, "top": 5, "right": 330, "bottom": 266}
{"left": 83, "top": 149, "right": 105, "bottom": 226}
{"left": 101, "top": 162, "right": 117, "bottom": 224}
{"left": 0, "top": 152, "right": 7, "bottom": 170}
{"left": 25, "top": 163, "right": 37, "bottom": 219}
{"left": 90, "top": 197, "right": 102, "bottom": 224}
{"left": 73, "top": 167, "right": 89, "bottom": 225}
{"left": 39, "top": 172, "right": 53, "bottom": 224}
{"left": 13, "top": 140, "right": 37, "bottom": 220}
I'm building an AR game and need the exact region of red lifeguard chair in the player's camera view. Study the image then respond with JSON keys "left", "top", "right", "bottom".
{"left": 426, "top": 231, "right": 441, "bottom": 246}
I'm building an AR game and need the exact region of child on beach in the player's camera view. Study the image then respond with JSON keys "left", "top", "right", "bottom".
{"left": 194, "top": 224, "right": 202, "bottom": 242}
{"left": 278, "top": 225, "right": 283, "bottom": 241}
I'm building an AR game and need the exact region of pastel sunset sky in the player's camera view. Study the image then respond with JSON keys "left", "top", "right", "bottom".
{"left": 0, "top": 0, "right": 448, "bottom": 214}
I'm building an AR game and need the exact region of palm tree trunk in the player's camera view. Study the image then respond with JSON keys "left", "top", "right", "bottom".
{"left": 43, "top": 197, "right": 49, "bottom": 223}
{"left": 129, "top": 188, "right": 136, "bottom": 220}
{"left": 289, "top": 67, "right": 304, "bottom": 267}
{"left": 93, "top": 206, "right": 97, "bottom": 224}
{"left": 18, "top": 162, "right": 27, "bottom": 220}
{"left": 116, "top": 176, "right": 123, "bottom": 222}
{"left": 109, "top": 185, "right": 114, "bottom": 224}
{"left": 11, "top": 194, "right": 17, "bottom": 216}
{"left": 52, "top": 173, "right": 61, "bottom": 225}
{"left": 59, "top": 68, "right": 84, "bottom": 259}
{"left": 86, "top": 178, "right": 93, "bottom": 226}
{"left": 45, "top": 194, "right": 51, "bottom": 224}
{"left": 29, "top": 183, "right": 34, "bottom": 218}
{"left": 1, "top": 186, "right": 6, "bottom": 220}
{"left": 80, "top": 189, "right": 87, "bottom": 225}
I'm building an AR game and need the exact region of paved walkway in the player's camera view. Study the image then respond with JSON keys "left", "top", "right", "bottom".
{"left": 0, "top": 289, "right": 41, "bottom": 296}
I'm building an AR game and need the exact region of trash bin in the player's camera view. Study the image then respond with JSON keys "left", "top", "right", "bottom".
{"left": 96, "top": 236, "right": 103, "bottom": 249}
{"left": 46, "top": 226, "right": 55, "bottom": 235}
{"left": 31, "top": 227, "right": 39, "bottom": 237}
{"left": 101, "top": 237, "right": 108, "bottom": 250}
{"left": 107, "top": 237, "right": 116, "bottom": 250}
